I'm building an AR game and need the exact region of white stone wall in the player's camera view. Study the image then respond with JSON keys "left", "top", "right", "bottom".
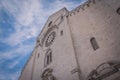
{"left": 20, "top": 0, "right": 120, "bottom": 80}
{"left": 20, "top": 8, "right": 80, "bottom": 80}
{"left": 68, "top": 0, "right": 120, "bottom": 79}
{"left": 19, "top": 50, "right": 36, "bottom": 80}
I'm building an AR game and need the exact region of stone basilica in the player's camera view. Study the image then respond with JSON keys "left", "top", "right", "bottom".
{"left": 19, "top": 0, "right": 120, "bottom": 80}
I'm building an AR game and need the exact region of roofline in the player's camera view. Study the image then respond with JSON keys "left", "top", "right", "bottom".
{"left": 37, "top": 7, "right": 69, "bottom": 39}
{"left": 19, "top": 0, "right": 100, "bottom": 79}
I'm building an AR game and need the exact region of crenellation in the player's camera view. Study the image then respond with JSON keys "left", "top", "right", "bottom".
{"left": 69, "top": 0, "right": 103, "bottom": 16}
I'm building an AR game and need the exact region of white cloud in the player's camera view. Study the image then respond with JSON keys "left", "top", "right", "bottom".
{"left": 51, "top": 0, "right": 78, "bottom": 10}
{"left": 1, "top": 0, "right": 82, "bottom": 46}
{"left": 0, "top": 43, "right": 34, "bottom": 60}
{"left": 1, "top": 0, "right": 42, "bottom": 46}
{"left": 0, "top": 0, "right": 86, "bottom": 80}
{"left": 10, "top": 72, "right": 20, "bottom": 80}
{"left": 8, "top": 60, "right": 19, "bottom": 69}
{"left": 0, "top": 70, "right": 21, "bottom": 80}
{"left": 16, "top": 0, "right": 43, "bottom": 27}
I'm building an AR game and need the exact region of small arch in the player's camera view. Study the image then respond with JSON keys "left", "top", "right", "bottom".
{"left": 41, "top": 68, "right": 53, "bottom": 78}
{"left": 41, "top": 68, "right": 56, "bottom": 80}
{"left": 90, "top": 37, "right": 99, "bottom": 50}
{"left": 117, "top": 7, "right": 120, "bottom": 15}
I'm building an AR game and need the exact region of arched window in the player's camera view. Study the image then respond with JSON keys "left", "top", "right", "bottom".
{"left": 117, "top": 7, "right": 120, "bottom": 15}
{"left": 44, "top": 49, "right": 52, "bottom": 67}
{"left": 90, "top": 37, "right": 99, "bottom": 50}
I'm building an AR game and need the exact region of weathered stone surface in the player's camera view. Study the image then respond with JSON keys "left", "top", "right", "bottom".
{"left": 19, "top": 0, "right": 120, "bottom": 80}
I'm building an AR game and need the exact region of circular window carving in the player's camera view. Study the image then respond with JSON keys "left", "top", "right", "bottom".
{"left": 45, "top": 31, "right": 56, "bottom": 47}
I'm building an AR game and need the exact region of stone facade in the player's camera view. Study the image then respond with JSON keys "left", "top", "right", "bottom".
{"left": 19, "top": 0, "right": 120, "bottom": 80}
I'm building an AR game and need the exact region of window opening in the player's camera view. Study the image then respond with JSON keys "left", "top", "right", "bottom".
{"left": 90, "top": 37, "right": 99, "bottom": 50}
{"left": 45, "top": 50, "right": 52, "bottom": 67}
{"left": 117, "top": 8, "right": 120, "bottom": 15}
{"left": 48, "top": 21, "right": 52, "bottom": 27}
{"left": 60, "top": 30, "right": 63, "bottom": 36}
{"left": 38, "top": 53, "right": 40, "bottom": 58}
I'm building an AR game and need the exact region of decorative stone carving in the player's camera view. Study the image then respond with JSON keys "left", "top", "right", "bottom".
{"left": 86, "top": 61, "right": 120, "bottom": 80}
{"left": 41, "top": 68, "right": 56, "bottom": 80}
{"left": 45, "top": 31, "right": 56, "bottom": 47}
{"left": 41, "top": 25, "right": 58, "bottom": 47}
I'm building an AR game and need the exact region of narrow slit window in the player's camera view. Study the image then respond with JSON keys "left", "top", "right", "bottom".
{"left": 90, "top": 37, "right": 99, "bottom": 50}
{"left": 50, "top": 52, "right": 52, "bottom": 62}
{"left": 47, "top": 55, "right": 49, "bottom": 64}
{"left": 48, "top": 21, "right": 52, "bottom": 27}
{"left": 61, "top": 16, "right": 63, "bottom": 20}
{"left": 38, "top": 53, "right": 40, "bottom": 58}
{"left": 60, "top": 30, "right": 63, "bottom": 36}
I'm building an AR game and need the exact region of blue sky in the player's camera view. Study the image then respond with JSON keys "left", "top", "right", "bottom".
{"left": 0, "top": 0, "right": 85, "bottom": 80}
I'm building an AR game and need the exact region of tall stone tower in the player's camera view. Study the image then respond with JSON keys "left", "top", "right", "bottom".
{"left": 19, "top": 0, "right": 120, "bottom": 80}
